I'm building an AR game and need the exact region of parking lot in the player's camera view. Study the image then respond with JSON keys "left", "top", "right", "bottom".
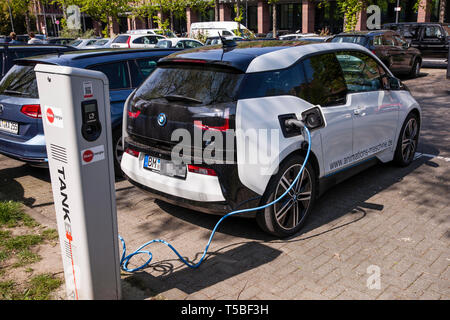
{"left": 0, "top": 66, "right": 449, "bottom": 300}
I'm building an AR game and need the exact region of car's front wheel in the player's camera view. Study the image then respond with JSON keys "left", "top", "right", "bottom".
{"left": 112, "top": 127, "right": 124, "bottom": 177}
{"left": 410, "top": 59, "right": 421, "bottom": 78}
{"left": 394, "top": 113, "right": 420, "bottom": 167}
{"left": 256, "top": 155, "right": 316, "bottom": 237}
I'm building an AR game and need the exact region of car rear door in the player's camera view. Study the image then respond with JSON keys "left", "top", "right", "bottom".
{"left": 335, "top": 50, "right": 399, "bottom": 163}
{"left": 382, "top": 33, "right": 403, "bottom": 73}
{"left": 300, "top": 53, "right": 353, "bottom": 175}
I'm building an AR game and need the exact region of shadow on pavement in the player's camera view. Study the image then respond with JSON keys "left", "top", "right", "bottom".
{"left": 122, "top": 241, "right": 282, "bottom": 299}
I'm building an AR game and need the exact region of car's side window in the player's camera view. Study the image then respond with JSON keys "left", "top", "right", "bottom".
{"left": 382, "top": 34, "right": 395, "bottom": 46}
{"left": 87, "top": 61, "right": 131, "bottom": 90}
{"left": 335, "top": 51, "right": 383, "bottom": 93}
{"left": 129, "top": 58, "right": 159, "bottom": 87}
{"left": 238, "top": 63, "right": 308, "bottom": 100}
{"left": 424, "top": 26, "right": 442, "bottom": 38}
{"left": 301, "top": 53, "right": 348, "bottom": 107}
{"left": 175, "top": 41, "right": 185, "bottom": 48}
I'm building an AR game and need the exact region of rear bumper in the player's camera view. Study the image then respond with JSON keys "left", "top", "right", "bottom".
{"left": 121, "top": 152, "right": 232, "bottom": 215}
{"left": 0, "top": 133, "right": 47, "bottom": 165}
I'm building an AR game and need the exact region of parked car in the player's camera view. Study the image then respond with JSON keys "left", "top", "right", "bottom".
{"left": 190, "top": 21, "right": 254, "bottom": 39}
{"left": 383, "top": 22, "right": 450, "bottom": 59}
{"left": 0, "top": 44, "right": 75, "bottom": 80}
{"left": 121, "top": 41, "right": 421, "bottom": 237}
{"left": 279, "top": 33, "right": 317, "bottom": 40}
{"left": 204, "top": 36, "right": 243, "bottom": 45}
{"left": 127, "top": 29, "right": 177, "bottom": 38}
{"left": 331, "top": 30, "right": 422, "bottom": 78}
{"left": 68, "top": 38, "right": 99, "bottom": 49}
{"left": 110, "top": 34, "right": 165, "bottom": 48}
{"left": 0, "top": 48, "right": 180, "bottom": 173}
{"left": 156, "top": 38, "right": 204, "bottom": 49}
{"left": 265, "top": 30, "right": 292, "bottom": 39}
{"left": 45, "top": 37, "right": 75, "bottom": 45}
{"left": 84, "top": 38, "right": 112, "bottom": 49}
{"left": 299, "top": 36, "right": 333, "bottom": 42}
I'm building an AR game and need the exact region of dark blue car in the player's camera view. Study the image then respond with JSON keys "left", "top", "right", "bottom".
{"left": 0, "top": 48, "right": 179, "bottom": 173}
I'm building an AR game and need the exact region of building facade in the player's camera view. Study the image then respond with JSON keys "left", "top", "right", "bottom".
{"left": 30, "top": 0, "right": 449, "bottom": 37}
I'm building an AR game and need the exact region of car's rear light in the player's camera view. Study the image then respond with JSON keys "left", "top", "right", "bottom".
{"left": 187, "top": 165, "right": 217, "bottom": 176}
{"left": 21, "top": 104, "right": 41, "bottom": 118}
{"left": 125, "top": 147, "right": 139, "bottom": 157}
{"left": 194, "top": 118, "right": 229, "bottom": 132}
{"left": 127, "top": 36, "right": 131, "bottom": 48}
{"left": 127, "top": 110, "right": 141, "bottom": 118}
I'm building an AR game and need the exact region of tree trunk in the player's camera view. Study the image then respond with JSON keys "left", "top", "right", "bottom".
{"left": 439, "top": 0, "right": 446, "bottom": 23}
{"left": 272, "top": 3, "right": 277, "bottom": 38}
{"left": 25, "top": 11, "right": 31, "bottom": 34}
{"left": 170, "top": 10, "right": 174, "bottom": 31}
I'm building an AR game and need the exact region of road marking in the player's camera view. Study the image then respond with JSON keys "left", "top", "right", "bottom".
{"left": 414, "top": 152, "right": 450, "bottom": 162}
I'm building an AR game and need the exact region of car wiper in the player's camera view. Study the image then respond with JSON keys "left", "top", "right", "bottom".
{"left": 163, "top": 94, "right": 202, "bottom": 104}
{"left": 3, "top": 89, "right": 30, "bottom": 96}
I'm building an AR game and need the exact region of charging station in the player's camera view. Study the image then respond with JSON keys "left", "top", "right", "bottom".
{"left": 35, "top": 64, "right": 121, "bottom": 300}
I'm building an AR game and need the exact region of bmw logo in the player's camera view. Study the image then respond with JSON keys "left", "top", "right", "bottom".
{"left": 157, "top": 113, "right": 167, "bottom": 127}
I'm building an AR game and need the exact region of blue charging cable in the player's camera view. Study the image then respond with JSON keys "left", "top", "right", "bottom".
{"left": 119, "top": 124, "right": 311, "bottom": 272}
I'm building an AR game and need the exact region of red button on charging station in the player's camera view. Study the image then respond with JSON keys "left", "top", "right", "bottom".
{"left": 46, "top": 108, "right": 55, "bottom": 123}
{"left": 83, "top": 150, "right": 94, "bottom": 163}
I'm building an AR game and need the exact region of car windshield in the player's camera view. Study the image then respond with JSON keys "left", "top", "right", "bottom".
{"left": 0, "top": 64, "right": 38, "bottom": 98}
{"left": 95, "top": 39, "right": 109, "bottom": 45}
{"left": 134, "top": 64, "right": 244, "bottom": 106}
{"left": 331, "top": 36, "right": 368, "bottom": 46}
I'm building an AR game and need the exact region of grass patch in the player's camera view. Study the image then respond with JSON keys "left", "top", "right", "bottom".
{"left": 22, "top": 274, "right": 62, "bottom": 300}
{"left": 0, "top": 201, "right": 36, "bottom": 227}
{"left": 0, "top": 280, "right": 15, "bottom": 299}
{"left": 0, "top": 274, "right": 62, "bottom": 300}
{"left": 42, "top": 229, "right": 59, "bottom": 241}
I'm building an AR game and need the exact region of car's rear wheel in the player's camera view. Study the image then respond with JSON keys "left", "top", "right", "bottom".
{"left": 394, "top": 113, "right": 420, "bottom": 167}
{"left": 256, "top": 155, "right": 316, "bottom": 237}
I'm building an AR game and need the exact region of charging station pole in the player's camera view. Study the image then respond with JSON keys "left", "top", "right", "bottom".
{"left": 35, "top": 64, "right": 121, "bottom": 300}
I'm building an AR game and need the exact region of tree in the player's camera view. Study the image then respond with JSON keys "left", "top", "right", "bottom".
{"left": 268, "top": 0, "right": 278, "bottom": 37}
{"left": 319, "top": 0, "right": 425, "bottom": 32}
{"left": 8, "top": 0, "right": 33, "bottom": 33}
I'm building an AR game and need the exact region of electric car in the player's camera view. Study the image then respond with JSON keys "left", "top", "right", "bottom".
{"left": 121, "top": 41, "right": 421, "bottom": 237}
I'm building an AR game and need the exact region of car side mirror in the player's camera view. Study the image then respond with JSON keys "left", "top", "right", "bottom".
{"left": 388, "top": 76, "right": 402, "bottom": 90}
{"left": 402, "top": 42, "right": 410, "bottom": 49}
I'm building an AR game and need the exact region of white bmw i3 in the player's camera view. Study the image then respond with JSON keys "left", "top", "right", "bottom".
{"left": 121, "top": 41, "right": 421, "bottom": 237}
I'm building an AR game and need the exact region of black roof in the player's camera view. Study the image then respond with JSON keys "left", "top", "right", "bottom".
{"left": 160, "top": 40, "right": 316, "bottom": 72}
{"left": 15, "top": 48, "right": 181, "bottom": 68}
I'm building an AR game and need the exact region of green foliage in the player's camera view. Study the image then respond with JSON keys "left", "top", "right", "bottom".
{"left": 0, "top": 274, "right": 62, "bottom": 300}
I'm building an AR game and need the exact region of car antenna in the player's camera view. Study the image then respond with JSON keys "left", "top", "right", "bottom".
{"left": 218, "top": 32, "right": 236, "bottom": 60}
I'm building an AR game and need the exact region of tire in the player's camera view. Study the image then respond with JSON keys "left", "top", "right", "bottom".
{"left": 112, "top": 127, "right": 124, "bottom": 177}
{"left": 256, "top": 154, "right": 316, "bottom": 238}
{"left": 410, "top": 59, "right": 421, "bottom": 78}
{"left": 393, "top": 113, "right": 420, "bottom": 167}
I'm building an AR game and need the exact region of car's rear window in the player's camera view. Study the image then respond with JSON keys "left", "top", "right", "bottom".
{"left": 134, "top": 64, "right": 244, "bottom": 106}
{"left": 113, "top": 35, "right": 130, "bottom": 43}
{"left": 0, "top": 64, "right": 38, "bottom": 98}
{"left": 331, "top": 36, "right": 368, "bottom": 46}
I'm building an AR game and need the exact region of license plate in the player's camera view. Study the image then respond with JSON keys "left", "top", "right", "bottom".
{"left": 143, "top": 155, "right": 187, "bottom": 178}
{"left": 144, "top": 155, "right": 161, "bottom": 172}
{"left": 0, "top": 119, "right": 19, "bottom": 135}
